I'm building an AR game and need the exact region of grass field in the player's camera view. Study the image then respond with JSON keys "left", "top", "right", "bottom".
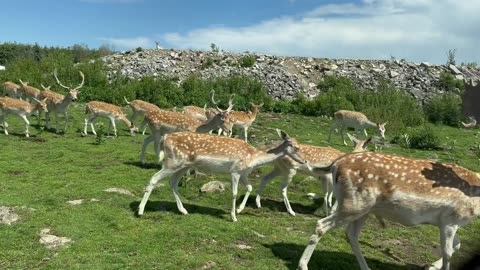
{"left": 1, "top": 103, "right": 479, "bottom": 270}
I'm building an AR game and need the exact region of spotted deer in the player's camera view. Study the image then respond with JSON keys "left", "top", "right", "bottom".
{"left": 83, "top": 101, "right": 137, "bottom": 137}
{"left": 138, "top": 129, "right": 306, "bottom": 222}
{"left": 328, "top": 110, "right": 386, "bottom": 145}
{"left": 3, "top": 82, "right": 22, "bottom": 99}
{"left": 298, "top": 152, "right": 480, "bottom": 270}
{"left": 18, "top": 80, "right": 41, "bottom": 102}
{"left": 123, "top": 96, "right": 160, "bottom": 135}
{"left": 252, "top": 133, "right": 372, "bottom": 216}
{"left": 0, "top": 96, "right": 48, "bottom": 137}
{"left": 224, "top": 102, "right": 263, "bottom": 142}
{"left": 182, "top": 104, "right": 208, "bottom": 122}
{"left": 38, "top": 70, "right": 84, "bottom": 133}
{"left": 139, "top": 97, "right": 235, "bottom": 165}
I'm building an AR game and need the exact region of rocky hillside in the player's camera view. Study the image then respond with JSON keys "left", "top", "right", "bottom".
{"left": 102, "top": 49, "right": 480, "bottom": 104}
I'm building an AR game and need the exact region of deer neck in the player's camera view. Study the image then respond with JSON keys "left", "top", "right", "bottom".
{"left": 120, "top": 115, "right": 133, "bottom": 128}
{"left": 195, "top": 117, "right": 220, "bottom": 133}
{"left": 250, "top": 142, "right": 288, "bottom": 168}
{"left": 363, "top": 120, "right": 377, "bottom": 129}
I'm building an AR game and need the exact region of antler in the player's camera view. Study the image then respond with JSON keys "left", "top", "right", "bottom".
{"left": 53, "top": 69, "right": 70, "bottom": 90}
{"left": 210, "top": 90, "right": 235, "bottom": 113}
{"left": 40, "top": 83, "right": 50, "bottom": 90}
{"left": 75, "top": 71, "right": 85, "bottom": 90}
{"left": 19, "top": 79, "right": 27, "bottom": 85}
{"left": 225, "top": 94, "right": 235, "bottom": 112}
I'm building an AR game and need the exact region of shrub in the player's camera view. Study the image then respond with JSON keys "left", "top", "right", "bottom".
{"left": 201, "top": 57, "right": 214, "bottom": 69}
{"left": 392, "top": 125, "right": 440, "bottom": 150}
{"left": 424, "top": 93, "right": 462, "bottom": 126}
{"left": 239, "top": 55, "right": 255, "bottom": 68}
{"left": 437, "top": 72, "right": 464, "bottom": 93}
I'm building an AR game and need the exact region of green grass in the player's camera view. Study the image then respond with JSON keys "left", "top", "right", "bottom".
{"left": 1, "top": 104, "right": 479, "bottom": 270}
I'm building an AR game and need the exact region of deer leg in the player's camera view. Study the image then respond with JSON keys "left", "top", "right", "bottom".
{"left": 320, "top": 174, "right": 330, "bottom": 215}
{"left": 230, "top": 173, "right": 241, "bottom": 222}
{"left": 363, "top": 129, "right": 368, "bottom": 138}
{"left": 327, "top": 122, "right": 338, "bottom": 143}
{"left": 89, "top": 116, "right": 98, "bottom": 135}
{"left": 109, "top": 117, "right": 117, "bottom": 137}
{"left": 170, "top": 168, "right": 190, "bottom": 215}
{"left": 243, "top": 127, "right": 249, "bottom": 142}
{"left": 340, "top": 125, "right": 347, "bottom": 146}
{"left": 255, "top": 167, "right": 282, "bottom": 208}
{"left": 429, "top": 233, "right": 460, "bottom": 270}
{"left": 298, "top": 214, "right": 342, "bottom": 270}
{"left": 155, "top": 136, "right": 165, "bottom": 163}
{"left": 140, "top": 135, "right": 156, "bottom": 165}
{"left": 19, "top": 114, "right": 30, "bottom": 137}
{"left": 45, "top": 111, "right": 50, "bottom": 129}
{"left": 63, "top": 111, "right": 68, "bottom": 132}
{"left": 428, "top": 225, "right": 459, "bottom": 270}
{"left": 138, "top": 167, "right": 177, "bottom": 216}
{"left": 237, "top": 174, "right": 253, "bottom": 214}
{"left": 346, "top": 215, "right": 370, "bottom": 270}
{"left": 54, "top": 112, "right": 60, "bottom": 133}
{"left": 281, "top": 168, "right": 297, "bottom": 216}
{"left": 1, "top": 114, "right": 8, "bottom": 135}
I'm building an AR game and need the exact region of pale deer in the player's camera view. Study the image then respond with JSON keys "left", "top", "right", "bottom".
{"left": 298, "top": 152, "right": 480, "bottom": 270}
{"left": 224, "top": 102, "right": 263, "bottom": 142}
{"left": 123, "top": 96, "right": 160, "bottom": 135}
{"left": 182, "top": 104, "right": 208, "bottom": 122}
{"left": 461, "top": 116, "right": 477, "bottom": 128}
{"left": 138, "top": 129, "right": 306, "bottom": 222}
{"left": 3, "top": 82, "right": 22, "bottom": 99}
{"left": 39, "top": 70, "right": 84, "bottom": 133}
{"left": 328, "top": 110, "right": 386, "bottom": 145}
{"left": 252, "top": 133, "right": 372, "bottom": 216}
{"left": 139, "top": 97, "right": 235, "bottom": 165}
{"left": 83, "top": 101, "right": 138, "bottom": 137}
{"left": 0, "top": 97, "right": 48, "bottom": 137}
{"left": 18, "top": 80, "right": 41, "bottom": 102}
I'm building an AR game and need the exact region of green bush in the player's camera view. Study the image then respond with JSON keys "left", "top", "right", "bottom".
{"left": 424, "top": 93, "right": 462, "bottom": 126}
{"left": 239, "top": 55, "right": 256, "bottom": 68}
{"left": 391, "top": 125, "right": 441, "bottom": 150}
{"left": 437, "top": 72, "right": 464, "bottom": 93}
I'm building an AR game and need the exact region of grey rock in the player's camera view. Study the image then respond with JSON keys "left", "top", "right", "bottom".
{"left": 200, "top": 181, "right": 225, "bottom": 193}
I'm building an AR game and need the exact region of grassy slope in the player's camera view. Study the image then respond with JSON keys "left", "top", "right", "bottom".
{"left": 0, "top": 103, "right": 479, "bottom": 270}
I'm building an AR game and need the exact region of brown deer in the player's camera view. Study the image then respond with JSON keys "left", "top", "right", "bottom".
{"left": 0, "top": 97, "right": 48, "bottom": 137}
{"left": 123, "top": 96, "right": 161, "bottom": 135}
{"left": 328, "top": 110, "right": 386, "bottom": 145}
{"left": 3, "top": 82, "right": 22, "bottom": 99}
{"left": 18, "top": 80, "right": 41, "bottom": 102}
{"left": 83, "top": 101, "right": 137, "bottom": 137}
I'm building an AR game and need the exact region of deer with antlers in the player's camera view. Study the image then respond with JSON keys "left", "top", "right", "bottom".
{"left": 38, "top": 70, "right": 84, "bottom": 133}
{"left": 83, "top": 101, "right": 138, "bottom": 137}
{"left": 182, "top": 104, "right": 209, "bottom": 122}
{"left": 298, "top": 151, "right": 480, "bottom": 270}
{"left": 0, "top": 96, "right": 48, "bottom": 137}
{"left": 139, "top": 93, "right": 235, "bottom": 165}
{"left": 123, "top": 96, "right": 160, "bottom": 135}
{"left": 252, "top": 133, "right": 372, "bottom": 216}
{"left": 18, "top": 80, "right": 41, "bottom": 102}
{"left": 138, "top": 129, "right": 306, "bottom": 222}
{"left": 328, "top": 110, "right": 386, "bottom": 145}
{"left": 3, "top": 82, "right": 22, "bottom": 99}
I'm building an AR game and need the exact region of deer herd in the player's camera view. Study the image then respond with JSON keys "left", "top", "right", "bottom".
{"left": 2, "top": 71, "right": 479, "bottom": 270}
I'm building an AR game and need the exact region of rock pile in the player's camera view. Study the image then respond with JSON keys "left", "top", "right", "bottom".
{"left": 102, "top": 49, "right": 480, "bottom": 104}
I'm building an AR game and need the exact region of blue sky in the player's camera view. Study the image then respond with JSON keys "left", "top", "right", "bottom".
{"left": 1, "top": 0, "right": 479, "bottom": 64}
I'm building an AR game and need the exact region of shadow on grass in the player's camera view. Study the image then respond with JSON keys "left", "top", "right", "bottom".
{"left": 264, "top": 242, "right": 421, "bottom": 270}
{"left": 129, "top": 200, "right": 227, "bottom": 220}
{"left": 124, "top": 161, "right": 161, "bottom": 170}
{"left": 253, "top": 197, "right": 324, "bottom": 215}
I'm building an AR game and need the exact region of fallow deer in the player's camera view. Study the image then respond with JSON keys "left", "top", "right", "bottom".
{"left": 0, "top": 96, "right": 48, "bottom": 137}
{"left": 138, "top": 129, "right": 306, "bottom": 222}
{"left": 3, "top": 82, "right": 22, "bottom": 99}
{"left": 224, "top": 102, "right": 263, "bottom": 142}
{"left": 139, "top": 96, "right": 235, "bottom": 165}
{"left": 298, "top": 152, "right": 480, "bottom": 270}
{"left": 83, "top": 101, "right": 137, "bottom": 137}
{"left": 252, "top": 133, "right": 372, "bottom": 216}
{"left": 19, "top": 80, "right": 41, "bottom": 102}
{"left": 39, "top": 70, "right": 84, "bottom": 133}
{"left": 123, "top": 96, "right": 160, "bottom": 135}
{"left": 182, "top": 104, "right": 208, "bottom": 122}
{"left": 328, "top": 110, "right": 386, "bottom": 145}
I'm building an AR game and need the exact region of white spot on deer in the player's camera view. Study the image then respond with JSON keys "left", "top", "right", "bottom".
{"left": 383, "top": 179, "right": 388, "bottom": 184}
{"left": 368, "top": 174, "right": 373, "bottom": 179}
{"left": 385, "top": 165, "right": 390, "bottom": 169}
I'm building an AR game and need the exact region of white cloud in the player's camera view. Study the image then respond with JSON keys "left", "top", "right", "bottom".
{"left": 98, "top": 37, "right": 152, "bottom": 50}
{"left": 162, "top": 0, "right": 480, "bottom": 64}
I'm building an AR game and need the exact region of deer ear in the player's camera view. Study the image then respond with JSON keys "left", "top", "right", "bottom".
{"left": 276, "top": 129, "right": 289, "bottom": 140}
{"left": 363, "top": 137, "right": 373, "bottom": 149}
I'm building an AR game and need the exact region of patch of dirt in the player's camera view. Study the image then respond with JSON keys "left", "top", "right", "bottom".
{"left": 39, "top": 228, "right": 72, "bottom": 249}
{"left": 104, "top": 188, "right": 135, "bottom": 197}
{"left": 0, "top": 206, "right": 20, "bottom": 225}
{"left": 198, "top": 261, "right": 216, "bottom": 270}
{"left": 235, "top": 242, "right": 253, "bottom": 250}
{"left": 7, "top": 170, "right": 24, "bottom": 176}
{"left": 23, "top": 137, "right": 47, "bottom": 143}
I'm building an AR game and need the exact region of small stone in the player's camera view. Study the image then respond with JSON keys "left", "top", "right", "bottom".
{"left": 0, "top": 206, "right": 20, "bottom": 225}
{"left": 66, "top": 199, "right": 84, "bottom": 205}
{"left": 39, "top": 228, "right": 72, "bottom": 250}
{"left": 200, "top": 181, "right": 225, "bottom": 193}
{"left": 236, "top": 243, "right": 252, "bottom": 250}
{"left": 104, "top": 188, "right": 135, "bottom": 197}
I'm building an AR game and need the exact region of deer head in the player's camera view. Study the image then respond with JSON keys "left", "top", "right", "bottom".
{"left": 53, "top": 69, "right": 85, "bottom": 102}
